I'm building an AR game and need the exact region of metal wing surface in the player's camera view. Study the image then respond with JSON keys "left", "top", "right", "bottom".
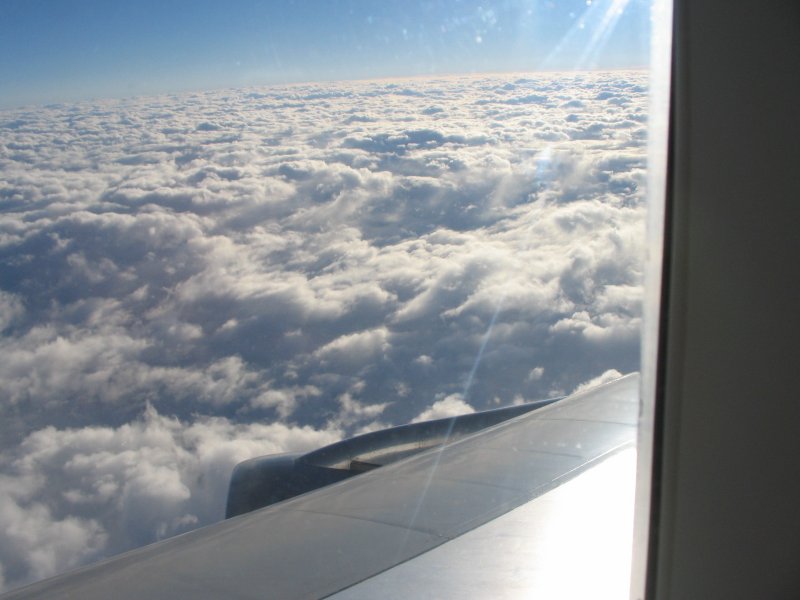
{"left": 2, "top": 374, "right": 638, "bottom": 600}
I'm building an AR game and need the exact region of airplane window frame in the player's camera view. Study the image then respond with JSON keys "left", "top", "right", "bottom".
{"left": 639, "top": 1, "right": 800, "bottom": 599}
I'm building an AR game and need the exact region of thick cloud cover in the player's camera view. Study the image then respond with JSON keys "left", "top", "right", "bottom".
{"left": 0, "top": 71, "right": 647, "bottom": 591}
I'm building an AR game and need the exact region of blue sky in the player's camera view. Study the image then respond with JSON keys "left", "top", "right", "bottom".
{"left": 0, "top": 0, "right": 650, "bottom": 107}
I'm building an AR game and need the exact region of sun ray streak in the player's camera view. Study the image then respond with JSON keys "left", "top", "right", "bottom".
{"left": 540, "top": 0, "right": 633, "bottom": 71}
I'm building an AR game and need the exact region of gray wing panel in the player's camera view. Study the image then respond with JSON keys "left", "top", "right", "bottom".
{"left": 2, "top": 374, "right": 638, "bottom": 600}
{"left": 331, "top": 448, "right": 638, "bottom": 600}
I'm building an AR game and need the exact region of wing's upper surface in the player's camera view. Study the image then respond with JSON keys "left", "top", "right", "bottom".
{"left": 2, "top": 374, "right": 638, "bottom": 600}
{"left": 331, "top": 447, "right": 637, "bottom": 600}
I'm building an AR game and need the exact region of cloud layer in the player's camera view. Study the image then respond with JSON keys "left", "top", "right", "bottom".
{"left": 0, "top": 71, "right": 647, "bottom": 590}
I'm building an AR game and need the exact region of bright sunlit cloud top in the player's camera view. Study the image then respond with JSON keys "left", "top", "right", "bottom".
{"left": 0, "top": 0, "right": 649, "bottom": 108}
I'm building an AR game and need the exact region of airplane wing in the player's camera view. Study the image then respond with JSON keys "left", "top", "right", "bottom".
{"left": 2, "top": 374, "right": 638, "bottom": 600}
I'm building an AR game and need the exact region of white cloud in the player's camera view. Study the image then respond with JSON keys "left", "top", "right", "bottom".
{"left": 0, "top": 70, "right": 648, "bottom": 590}
{"left": 527, "top": 366, "right": 545, "bottom": 381}
{"left": 411, "top": 393, "right": 476, "bottom": 423}
{"left": 329, "top": 392, "right": 390, "bottom": 429}
{"left": 249, "top": 384, "right": 322, "bottom": 419}
{"left": 313, "top": 327, "right": 391, "bottom": 367}
{"left": 0, "top": 292, "right": 25, "bottom": 332}
{"left": 572, "top": 368, "right": 625, "bottom": 394}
